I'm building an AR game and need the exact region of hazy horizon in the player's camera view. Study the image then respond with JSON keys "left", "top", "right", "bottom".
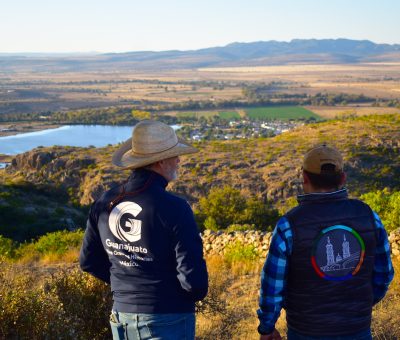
{"left": 0, "top": 37, "right": 399, "bottom": 56}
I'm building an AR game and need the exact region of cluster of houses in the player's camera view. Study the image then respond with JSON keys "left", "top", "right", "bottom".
{"left": 187, "top": 119, "right": 303, "bottom": 141}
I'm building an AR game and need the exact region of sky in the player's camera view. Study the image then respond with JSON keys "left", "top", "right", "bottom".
{"left": 1, "top": 0, "right": 399, "bottom": 53}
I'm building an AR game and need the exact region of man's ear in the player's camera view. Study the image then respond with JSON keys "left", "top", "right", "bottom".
{"left": 148, "top": 160, "right": 162, "bottom": 172}
{"left": 157, "top": 159, "right": 166, "bottom": 168}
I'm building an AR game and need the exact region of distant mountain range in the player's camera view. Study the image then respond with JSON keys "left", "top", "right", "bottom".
{"left": 1, "top": 39, "right": 400, "bottom": 72}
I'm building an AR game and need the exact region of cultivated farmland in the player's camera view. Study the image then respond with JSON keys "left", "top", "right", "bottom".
{"left": 173, "top": 107, "right": 320, "bottom": 121}
{"left": 246, "top": 106, "right": 320, "bottom": 120}
{"left": 176, "top": 111, "right": 241, "bottom": 120}
{"left": 176, "top": 111, "right": 218, "bottom": 119}
{"left": 219, "top": 111, "right": 241, "bottom": 120}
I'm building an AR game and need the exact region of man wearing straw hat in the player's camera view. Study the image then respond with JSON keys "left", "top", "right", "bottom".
{"left": 80, "top": 120, "right": 208, "bottom": 340}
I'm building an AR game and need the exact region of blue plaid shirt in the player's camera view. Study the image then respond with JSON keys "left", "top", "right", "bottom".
{"left": 257, "top": 211, "right": 394, "bottom": 334}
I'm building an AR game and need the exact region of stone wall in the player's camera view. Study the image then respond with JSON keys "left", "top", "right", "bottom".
{"left": 202, "top": 228, "right": 400, "bottom": 260}
{"left": 389, "top": 229, "right": 400, "bottom": 257}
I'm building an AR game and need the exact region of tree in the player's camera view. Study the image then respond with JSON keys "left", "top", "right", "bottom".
{"left": 197, "top": 186, "right": 278, "bottom": 231}
{"left": 131, "top": 110, "right": 151, "bottom": 120}
{"left": 198, "top": 186, "right": 246, "bottom": 230}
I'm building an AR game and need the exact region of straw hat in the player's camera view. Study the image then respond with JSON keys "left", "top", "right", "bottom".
{"left": 112, "top": 120, "right": 198, "bottom": 169}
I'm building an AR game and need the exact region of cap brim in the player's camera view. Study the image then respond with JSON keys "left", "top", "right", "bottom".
{"left": 112, "top": 137, "right": 198, "bottom": 169}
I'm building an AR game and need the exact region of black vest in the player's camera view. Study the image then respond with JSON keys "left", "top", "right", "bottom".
{"left": 285, "top": 189, "right": 377, "bottom": 336}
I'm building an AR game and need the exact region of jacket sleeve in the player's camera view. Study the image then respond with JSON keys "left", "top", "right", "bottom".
{"left": 79, "top": 208, "right": 111, "bottom": 284}
{"left": 372, "top": 211, "right": 394, "bottom": 304}
{"left": 257, "top": 217, "right": 292, "bottom": 335}
{"left": 171, "top": 201, "right": 208, "bottom": 301}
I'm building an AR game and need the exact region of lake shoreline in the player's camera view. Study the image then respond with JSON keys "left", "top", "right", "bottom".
{"left": 0, "top": 124, "right": 181, "bottom": 156}
{"left": 0, "top": 122, "right": 61, "bottom": 137}
{"left": 0, "top": 124, "right": 136, "bottom": 155}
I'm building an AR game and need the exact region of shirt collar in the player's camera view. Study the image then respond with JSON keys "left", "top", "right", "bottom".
{"left": 297, "top": 188, "right": 348, "bottom": 204}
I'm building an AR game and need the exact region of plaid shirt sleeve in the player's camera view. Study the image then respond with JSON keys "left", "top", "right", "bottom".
{"left": 257, "top": 217, "right": 293, "bottom": 334}
{"left": 372, "top": 211, "right": 394, "bottom": 304}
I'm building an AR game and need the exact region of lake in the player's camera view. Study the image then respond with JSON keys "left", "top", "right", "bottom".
{"left": 0, "top": 125, "right": 180, "bottom": 155}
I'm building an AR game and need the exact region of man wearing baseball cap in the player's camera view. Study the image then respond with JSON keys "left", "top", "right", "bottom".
{"left": 80, "top": 120, "right": 208, "bottom": 340}
{"left": 257, "top": 144, "right": 394, "bottom": 340}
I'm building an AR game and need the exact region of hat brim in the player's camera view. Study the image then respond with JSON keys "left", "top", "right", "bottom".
{"left": 112, "top": 137, "right": 198, "bottom": 169}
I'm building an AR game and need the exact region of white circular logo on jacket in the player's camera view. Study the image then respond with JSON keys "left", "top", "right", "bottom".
{"left": 109, "top": 201, "right": 143, "bottom": 243}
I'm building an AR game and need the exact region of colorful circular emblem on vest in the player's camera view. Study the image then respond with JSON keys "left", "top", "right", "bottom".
{"left": 109, "top": 201, "right": 143, "bottom": 243}
{"left": 311, "top": 225, "right": 365, "bottom": 281}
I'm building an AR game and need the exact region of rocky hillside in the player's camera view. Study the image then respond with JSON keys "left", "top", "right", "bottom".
{"left": 2, "top": 114, "right": 399, "bottom": 209}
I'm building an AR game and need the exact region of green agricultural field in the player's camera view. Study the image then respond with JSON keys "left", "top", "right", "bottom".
{"left": 246, "top": 106, "right": 320, "bottom": 120}
{"left": 218, "top": 111, "right": 241, "bottom": 120}
{"left": 176, "top": 111, "right": 218, "bottom": 119}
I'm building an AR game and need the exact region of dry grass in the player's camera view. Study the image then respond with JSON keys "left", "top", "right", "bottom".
{"left": 196, "top": 256, "right": 259, "bottom": 340}
{"left": 372, "top": 258, "right": 400, "bottom": 339}
{"left": 197, "top": 255, "right": 284, "bottom": 340}
{"left": 198, "top": 256, "right": 400, "bottom": 340}
{"left": 197, "top": 63, "right": 400, "bottom": 99}
{"left": 0, "top": 251, "right": 398, "bottom": 339}
{"left": 40, "top": 249, "right": 80, "bottom": 265}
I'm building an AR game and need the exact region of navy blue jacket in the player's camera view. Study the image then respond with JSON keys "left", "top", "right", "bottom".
{"left": 285, "top": 190, "right": 377, "bottom": 336}
{"left": 79, "top": 168, "right": 208, "bottom": 313}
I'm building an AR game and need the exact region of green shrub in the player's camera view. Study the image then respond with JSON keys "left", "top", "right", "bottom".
{"left": 224, "top": 241, "right": 259, "bottom": 264}
{"left": 361, "top": 189, "right": 400, "bottom": 231}
{"left": 204, "top": 216, "right": 219, "bottom": 231}
{"left": 197, "top": 186, "right": 278, "bottom": 231}
{"left": 242, "top": 198, "right": 278, "bottom": 231}
{"left": 0, "top": 235, "right": 16, "bottom": 258}
{"left": 34, "top": 230, "right": 84, "bottom": 255}
{"left": 278, "top": 196, "right": 298, "bottom": 215}
{"left": 225, "top": 224, "right": 256, "bottom": 232}
{"left": 198, "top": 186, "right": 246, "bottom": 230}
{"left": 0, "top": 264, "right": 111, "bottom": 339}
{"left": 16, "top": 230, "right": 84, "bottom": 258}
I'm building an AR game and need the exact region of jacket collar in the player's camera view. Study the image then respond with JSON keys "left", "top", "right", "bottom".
{"left": 126, "top": 168, "right": 168, "bottom": 191}
{"left": 297, "top": 188, "right": 348, "bottom": 204}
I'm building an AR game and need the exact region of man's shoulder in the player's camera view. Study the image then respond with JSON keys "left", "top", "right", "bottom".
{"left": 347, "top": 197, "right": 373, "bottom": 209}
{"left": 162, "top": 190, "right": 190, "bottom": 209}
{"left": 150, "top": 189, "right": 194, "bottom": 224}
{"left": 284, "top": 204, "right": 302, "bottom": 220}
